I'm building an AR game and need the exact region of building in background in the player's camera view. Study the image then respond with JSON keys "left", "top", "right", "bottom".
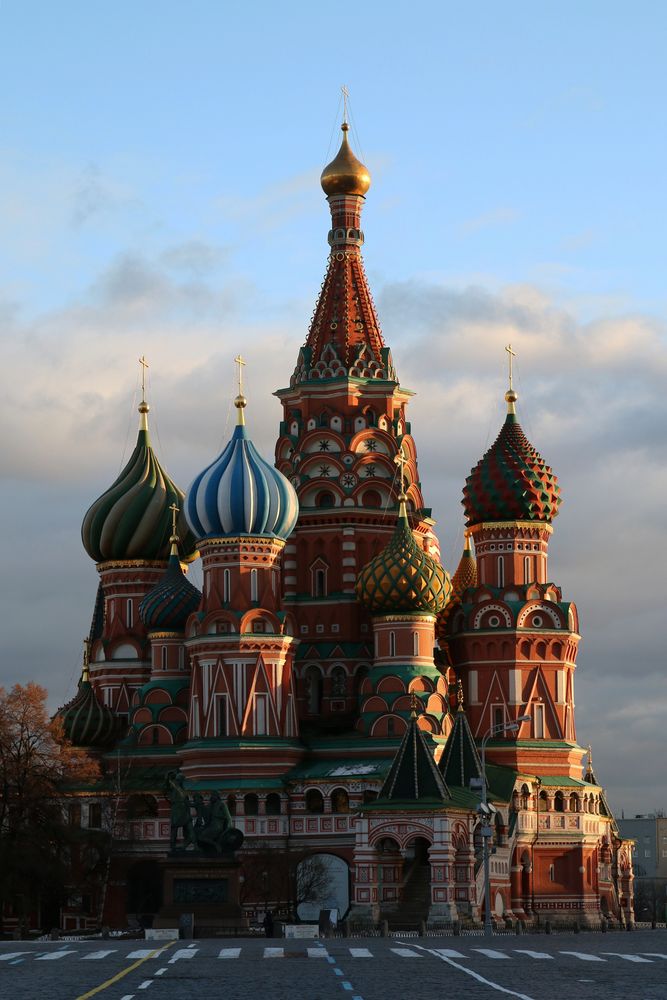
{"left": 47, "top": 115, "right": 634, "bottom": 932}
{"left": 618, "top": 814, "right": 667, "bottom": 922}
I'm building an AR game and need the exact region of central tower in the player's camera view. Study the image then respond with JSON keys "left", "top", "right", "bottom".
{"left": 275, "top": 116, "right": 441, "bottom": 732}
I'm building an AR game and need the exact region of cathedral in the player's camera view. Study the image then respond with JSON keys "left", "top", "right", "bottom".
{"left": 56, "top": 115, "right": 634, "bottom": 931}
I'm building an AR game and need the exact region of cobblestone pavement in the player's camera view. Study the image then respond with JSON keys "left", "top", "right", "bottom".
{"left": 1, "top": 932, "right": 666, "bottom": 1000}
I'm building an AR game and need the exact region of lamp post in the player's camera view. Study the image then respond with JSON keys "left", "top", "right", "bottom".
{"left": 479, "top": 714, "right": 531, "bottom": 937}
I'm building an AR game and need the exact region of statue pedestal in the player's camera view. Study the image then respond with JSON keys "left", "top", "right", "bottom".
{"left": 154, "top": 853, "right": 247, "bottom": 936}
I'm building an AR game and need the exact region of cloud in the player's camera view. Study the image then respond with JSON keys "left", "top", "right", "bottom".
{"left": 457, "top": 206, "right": 520, "bottom": 236}
{"left": 1, "top": 258, "right": 666, "bottom": 815}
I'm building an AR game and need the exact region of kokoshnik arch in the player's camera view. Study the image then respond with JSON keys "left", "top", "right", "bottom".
{"left": 51, "top": 111, "right": 634, "bottom": 931}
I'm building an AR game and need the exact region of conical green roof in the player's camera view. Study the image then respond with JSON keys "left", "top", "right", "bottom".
{"left": 378, "top": 713, "right": 450, "bottom": 802}
{"left": 438, "top": 698, "right": 483, "bottom": 789}
{"left": 356, "top": 503, "right": 451, "bottom": 615}
{"left": 56, "top": 670, "right": 123, "bottom": 748}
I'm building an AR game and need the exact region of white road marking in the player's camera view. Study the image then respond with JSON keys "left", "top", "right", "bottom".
{"left": 433, "top": 948, "right": 465, "bottom": 958}
{"left": 218, "top": 948, "right": 241, "bottom": 959}
{"left": 263, "top": 947, "right": 284, "bottom": 958}
{"left": 473, "top": 948, "right": 510, "bottom": 959}
{"left": 128, "top": 950, "right": 157, "bottom": 959}
{"left": 601, "top": 953, "right": 653, "bottom": 963}
{"left": 560, "top": 951, "right": 606, "bottom": 962}
{"left": 0, "top": 953, "right": 28, "bottom": 962}
{"left": 514, "top": 949, "right": 553, "bottom": 960}
{"left": 82, "top": 950, "right": 117, "bottom": 960}
{"left": 36, "top": 950, "right": 77, "bottom": 960}
{"left": 187, "top": 943, "right": 197, "bottom": 948}
{"left": 407, "top": 943, "right": 537, "bottom": 1000}
{"left": 168, "top": 948, "right": 197, "bottom": 963}
{"left": 390, "top": 947, "right": 422, "bottom": 958}
{"left": 138, "top": 981, "right": 153, "bottom": 990}
{"left": 155, "top": 967, "right": 167, "bottom": 974}
{"left": 120, "top": 995, "right": 135, "bottom": 999}
{"left": 643, "top": 953, "right": 667, "bottom": 959}
{"left": 308, "top": 947, "right": 328, "bottom": 958}
{"left": 349, "top": 948, "right": 373, "bottom": 958}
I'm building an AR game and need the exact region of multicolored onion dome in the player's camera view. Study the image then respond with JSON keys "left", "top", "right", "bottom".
{"left": 321, "top": 122, "right": 371, "bottom": 197}
{"left": 56, "top": 667, "right": 122, "bottom": 748}
{"left": 436, "top": 532, "right": 477, "bottom": 641}
{"left": 139, "top": 546, "right": 202, "bottom": 631}
{"left": 82, "top": 402, "right": 197, "bottom": 563}
{"left": 185, "top": 399, "right": 298, "bottom": 541}
{"left": 356, "top": 502, "right": 451, "bottom": 615}
{"left": 463, "top": 399, "right": 561, "bottom": 527}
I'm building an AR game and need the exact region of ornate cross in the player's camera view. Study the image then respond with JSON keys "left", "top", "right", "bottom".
{"left": 505, "top": 343, "right": 516, "bottom": 392}
{"left": 169, "top": 502, "right": 179, "bottom": 538}
{"left": 394, "top": 447, "right": 408, "bottom": 493}
{"left": 341, "top": 85, "right": 349, "bottom": 124}
{"left": 139, "top": 355, "right": 149, "bottom": 401}
{"left": 234, "top": 354, "right": 246, "bottom": 395}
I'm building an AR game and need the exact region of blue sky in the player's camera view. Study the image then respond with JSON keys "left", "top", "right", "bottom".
{"left": 1, "top": 1, "right": 666, "bottom": 814}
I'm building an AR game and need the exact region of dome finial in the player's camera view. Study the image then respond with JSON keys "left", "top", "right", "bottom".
{"left": 138, "top": 354, "right": 150, "bottom": 430}
{"left": 234, "top": 353, "right": 247, "bottom": 426}
{"left": 394, "top": 447, "right": 408, "bottom": 517}
{"left": 321, "top": 91, "right": 371, "bottom": 198}
{"left": 505, "top": 343, "right": 518, "bottom": 415}
{"left": 82, "top": 637, "right": 90, "bottom": 683}
{"left": 168, "top": 502, "right": 180, "bottom": 556}
{"left": 457, "top": 679, "right": 465, "bottom": 712}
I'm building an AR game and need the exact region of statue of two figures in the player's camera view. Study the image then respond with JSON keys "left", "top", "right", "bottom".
{"left": 164, "top": 771, "right": 244, "bottom": 854}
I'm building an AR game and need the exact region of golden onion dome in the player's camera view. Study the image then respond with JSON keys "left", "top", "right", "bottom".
{"left": 321, "top": 123, "right": 371, "bottom": 197}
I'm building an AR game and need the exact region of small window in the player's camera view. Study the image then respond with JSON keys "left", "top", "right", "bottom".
{"left": 497, "top": 556, "right": 505, "bottom": 588}
{"left": 216, "top": 695, "right": 228, "bottom": 736}
{"left": 524, "top": 555, "right": 532, "bottom": 583}
{"left": 191, "top": 697, "right": 200, "bottom": 738}
{"left": 250, "top": 569, "right": 258, "bottom": 602}
{"left": 161, "top": 646, "right": 168, "bottom": 671}
{"left": 89, "top": 803, "right": 102, "bottom": 828}
{"left": 389, "top": 631, "right": 396, "bottom": 657}
{"left": 244, "top": 793, "right": 259, "bottom": 816}
{"left": 413, "top": 633, "right": 419, "bottom": 656}
{"left": 305, "top": 789, "right": 324, "bottom": 814}
{"left": 266, "top": 793, "right": 281, "bottom": 816}
{"left": 492, "top": 705, "right": 505, "bottom": 731}
{"left": 331, "top": 788, "right": 350, "bottom": 813}
{"left": 126, "top": 599, "right": 133, "bottom": 628}
{"left": 178, "top": 646, "right": 185, "bottom": 671}
{"left": 223, "top": 568, "right": 231, "bottom": 604}
{"left": 549, "top": 863, "right": 555, "bottom": 882}
{"left": 255, "top": 694, "right": 268, "bottom": 735}
{"left": 534, "top": 704, "right": 545, "bottom": 739}
{"left": 314, "top": 568, "right": 327, "bottom": 597}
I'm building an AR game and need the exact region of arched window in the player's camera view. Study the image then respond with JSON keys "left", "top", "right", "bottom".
{"left": 126, "top": 599, "right": 133, "bottom": 628}
{"left": 223, "top": 568, "right": 231, "bottom": 604}
{"left": 554, "top": 791, "right": 564, "bottom": 813}
{"left": 497, "top": 556, "right": 505, "bottom": 588}
{"left": 244, "top": 793, "right": 259, "bottom": 816}
{"left": 227, "top": 795, "right": 237, "bottom": 817}
{"left": 331, "top": 665, "right": 347, "bottom": 697}
{"left": 161, "top": 646, "right": 168, "bottom": 671}
{"left": 250, "top": 569, "right": 258, "bottom": 602}
{"left": 266, "top": 793, "right": 281, "bottom": 816}
{"left": 305, "top": 789, "right": 324, "bottom": 814}
{"left": 569, "top": 793, "right": 579, "bottom": 812}
{"left": 363, "top": 490, "right": 381, "bottom": 509}
{"left": 524, "top": 555, "right": 533, "bottom": 583}
{"left": 305, "top": 665, "right": 322, "bottom": 714}
{"left": 316, "top": 491, "right": 335, "bottom": 508}
{"left": 389, "top": 631, "right": 396, "bottom": 657}
{"left": 331, "top": 788, "right": 350, "bottom": 813}
{"left": 311, "top": 560, "right": 328, "bottom": 597}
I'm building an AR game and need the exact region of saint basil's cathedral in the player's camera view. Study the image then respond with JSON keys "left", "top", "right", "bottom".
{"left": 56, "top": 115, "right": 634, "bottom": 930}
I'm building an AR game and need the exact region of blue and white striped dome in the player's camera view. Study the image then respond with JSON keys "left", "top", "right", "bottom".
{"left": 185, "top": 423, "right": 298, "bottom": 540}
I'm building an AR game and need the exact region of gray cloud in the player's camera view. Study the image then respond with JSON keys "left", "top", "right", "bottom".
{"left": 1, "top": 265, "right": 665, "bottom": 816}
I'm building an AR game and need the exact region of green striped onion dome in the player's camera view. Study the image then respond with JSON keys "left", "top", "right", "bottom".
{"left": 139, "top": 548, "right": 201, "bottom": 631}
{"left": 56, "top": 672, "right": 122, "bottom": 748}
{"left": 82, "top": 403, "right": 197, "bottom": 563}
{"left": 356, "top": 504, "right": 451, "bottom": 615}
{"left": 463, "top": 411, "right": 561, "bottom": 527}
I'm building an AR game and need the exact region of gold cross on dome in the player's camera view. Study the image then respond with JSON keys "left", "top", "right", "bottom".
{"left": 394, "top": 448, "right": 408, "bottom": 492}
{"left": 341, "top": 85, "right": 350, "bottom": 124}
{"left": 505, "top": 343, "right": 516, "bottom": 392}
{"left": 234, "top": 354, "right": 246, "bottom": 395}
{"left": 169, "top": 502, "right": 179, "bottom": 537}
{"left": 139, "top": 355, "right": 149, "bottom": 401}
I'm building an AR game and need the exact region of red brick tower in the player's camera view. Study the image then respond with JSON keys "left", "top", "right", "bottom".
{"left": 274, "top": 117, "right": 441, "bottom": 731}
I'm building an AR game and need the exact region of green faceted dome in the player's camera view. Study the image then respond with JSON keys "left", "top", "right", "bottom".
{"left": 82, "top": 402, "right": 197, "bottom": 563}
{"left": 56, "top": 667, "right": 123, "bottom": 748}
{"left": 356, "top": 501, "right": 451, "bottom": 615}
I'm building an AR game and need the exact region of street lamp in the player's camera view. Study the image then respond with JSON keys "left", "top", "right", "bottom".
{"left": 479, "top": 714, "right": 531, "bottom": 937}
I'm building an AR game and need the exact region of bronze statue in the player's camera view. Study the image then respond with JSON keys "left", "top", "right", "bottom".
{"left": 163, "top": 771, "right": 244, "bottom": 854}
{"left": 164, "top": 770, "right": 196, "bottom": 850}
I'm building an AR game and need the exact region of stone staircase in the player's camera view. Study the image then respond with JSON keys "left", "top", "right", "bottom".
{"left": 381, "top": 862, "right": 431, "bottom": 924}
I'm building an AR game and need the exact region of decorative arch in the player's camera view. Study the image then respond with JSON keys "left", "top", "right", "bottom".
{"left": 472, "top": 603, "right": 513, "bottom": 630}
{"left": 517, "top": 603, "right": 563, "bottom": 629}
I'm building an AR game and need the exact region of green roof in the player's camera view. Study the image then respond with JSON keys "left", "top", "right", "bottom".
{"left": 536, "top": 775, "right": 593, "bottom": 788}
{"left": 377, "top": 716, "right": 450, "bottom": 803}
{"left": 287, "top": 758, "right": 389, "bottom": 781}
{"left": 438, "top": 707, "right": 483, "bottom": 790}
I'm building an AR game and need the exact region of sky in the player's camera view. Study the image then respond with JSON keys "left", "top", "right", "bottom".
{"left": 1, "top": 1, "right": 665, "bottom": 817}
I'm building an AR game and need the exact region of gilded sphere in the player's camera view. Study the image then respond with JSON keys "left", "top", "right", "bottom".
{"left": 321, "top": 124, "right": 371, "bottom": 198}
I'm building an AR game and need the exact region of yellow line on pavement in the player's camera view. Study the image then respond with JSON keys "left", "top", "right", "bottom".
{"left": 74, "top": 941, "right": 176, "bottom": 999}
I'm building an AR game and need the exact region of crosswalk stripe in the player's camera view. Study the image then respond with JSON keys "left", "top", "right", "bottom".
{"left": 128, "top": 950, "right": 157, "bottom": 959}
{"left": 643, "top": 953, "right": 667, "bottom": 959}
{"left": 514, "top": 949, "right": 553, "bottom": 960}
{"left": 473, "top": 949, "right": 510, "bottom": 959}
{"left": 264, "top": 947, "right": 284, "bottom": 958}
{"left": 218, "top": 948, "right": 241, "bottom": 959}
{"left": 601, "top": 953, "right": 652, "bottom": 963}
{"left": 560, "top": 951, "right": 606, "bottom": 962}
{"left": 82, "top": 950, "right": 116, "bottom": 960}
{"left": 0, "top": 953, "right": 27, "bottom": 961}
{"left": 433, "top": 949, "right": 465, "bottom": 959}
{"left": 307, "top": 947, "right": 328, "bottom": 958}
{"left": 349, "top": 948, "right": 373, "bottom": 958}
{"left": 36, "top": 950, "right": 77, "bottom": 960}
{"left": 168, "top": 948, "right": 197, "bottom": 963}
{"left": 390, "top": 948, "right": 422, "bottom": 958}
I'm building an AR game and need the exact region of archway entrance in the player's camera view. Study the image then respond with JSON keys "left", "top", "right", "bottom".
{"left": 126, "top": 860, "right": 163, "bottom": 926}
{"left": 398, "top": 836, "right": 431, "bottom": 923}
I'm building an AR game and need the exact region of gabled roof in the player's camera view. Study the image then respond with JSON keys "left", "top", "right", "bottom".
{"left": 438, "top": 704, "right": 483, "bottom": 790}
{"left": 378, "top": 714, "right": 450, "bottom": 803}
